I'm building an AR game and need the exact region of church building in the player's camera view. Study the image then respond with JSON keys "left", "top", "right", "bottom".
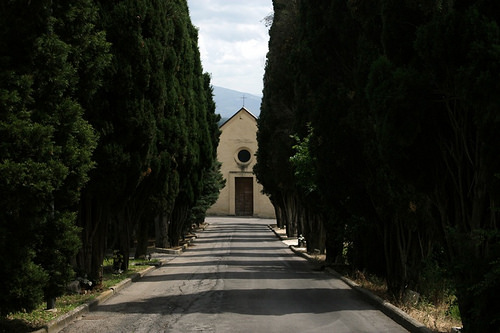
{"left": 207, "top": 107, "right": 275, "bottom": 218}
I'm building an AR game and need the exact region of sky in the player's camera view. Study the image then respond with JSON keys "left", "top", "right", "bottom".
{"left": 187, "top": 0, "right": 273, "bottom": 96}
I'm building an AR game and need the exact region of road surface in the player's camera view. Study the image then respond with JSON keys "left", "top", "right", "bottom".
{"left": 61, "top": 217, "right": 408, "bottom": 333}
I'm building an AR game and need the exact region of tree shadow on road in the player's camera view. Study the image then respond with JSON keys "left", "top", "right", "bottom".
{"left": 96, "top": 287, "right": 374, "bottom": 316}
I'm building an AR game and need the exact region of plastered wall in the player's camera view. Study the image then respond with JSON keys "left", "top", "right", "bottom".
{"left": 207, "top": 108, "right": 275, "bottom": 218}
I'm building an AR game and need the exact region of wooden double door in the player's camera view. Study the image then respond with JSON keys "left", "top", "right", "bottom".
{"left": 235, "top": 177, "right": 253, "bottom": 216}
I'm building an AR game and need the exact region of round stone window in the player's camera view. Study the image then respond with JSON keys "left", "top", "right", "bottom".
{"left": 237, "top": 149, "right": 251, "bottom": 163}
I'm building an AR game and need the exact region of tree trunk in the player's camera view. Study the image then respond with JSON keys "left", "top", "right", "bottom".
{"left": 90, "top": 216, "right": 106, "bottom": 286}
{"left": 324, "top": 215, "right": 344, "bottom": 265}
{"left": 117, "top": 210, "right": 131, "bottom": 272}
{"left": 383, "top": 216, "right": 407, "bottom": 298}
{"left": 272, "top": 195, "right": 285, "bottom": 229}
{"left": 134, "top": 215, "right": 150, "bottom": 259}
{"left": 46, "top": 297, "right": 56, "bottom": 310}
{"left": 304, "top": 208, "right": 326, "bottom": 254}
{"left": 282, "top": 192, "right": 298, "bottom": 237}
{"left": 76, "top": 191, "right": 107, "bottom": 285}
{"left": 432, "top": 126, "right": 500, "bottom": 331}
{"left": 169, "top": 200, "right": 189, "bottom": 248}
{"left": 155, "top": 213, "right": 170, "bottom": 248}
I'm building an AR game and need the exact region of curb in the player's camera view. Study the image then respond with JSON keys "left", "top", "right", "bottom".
{"left": 268, "top": 225, "right": 432, "bottom": 333}
{"left": 155, "top": 235, "right": 197, "bottom": 255}
{"left": 31, "top": 224, "right": 208, "bottom": 333}
{"left": 267, "top": 225, "right": 289, "bottom": 241}
{"left": 32, "top": 266, "right": 156, "bottom": 333}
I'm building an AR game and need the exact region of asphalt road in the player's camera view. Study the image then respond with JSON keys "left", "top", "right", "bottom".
{"left": 61, "top": 217, "right": 408, "bottom": 333}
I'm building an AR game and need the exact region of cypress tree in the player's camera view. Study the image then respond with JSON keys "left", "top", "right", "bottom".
{"left": 260, "top": 0, "right": 500, "bottom": 327}
{"left": 368, "top": 2, "right": 500, "bottom": 329}
{"left": 292, "top": 0, "right": 371, "bottom": 265}
{"left": 168, "top": 2, "right": 219, "bottom": 247}
{"left": 77, "top": 0, "right": 219, "bottom": 274}
{"left": 255, "top": 0, "right": 302, "bottom": 236}
{"left": 188, "top": 75, "right": 223, "bottom": 227}
{"left": 79, "top": 0, "right": 176, "bottom": 275}
{"left": 0, "top": 0, "right": 109, "bottom": 312}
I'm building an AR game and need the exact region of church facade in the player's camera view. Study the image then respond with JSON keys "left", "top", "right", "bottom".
{"left": 207, "top": 107, "right": 275, "bottom": 218}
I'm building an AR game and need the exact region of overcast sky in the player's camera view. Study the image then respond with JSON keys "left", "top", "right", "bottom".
{"left": 187, "top": 0, "right": 273, "bottom": 96}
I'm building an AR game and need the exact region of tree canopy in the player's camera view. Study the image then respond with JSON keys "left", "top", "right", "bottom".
{"left": 0, "top": 0, "right": 220, "bottom": 315}
{"left": 0, "top": 0, "right": 110, "bottom": 313}
{"left": 257, "top": 0, "right": 500, "bottom": 330}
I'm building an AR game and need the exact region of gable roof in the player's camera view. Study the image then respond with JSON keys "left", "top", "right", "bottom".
{"left": 219, "top": 107, "right": 257, "bottom": 129}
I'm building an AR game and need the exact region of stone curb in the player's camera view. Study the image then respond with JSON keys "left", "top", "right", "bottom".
{"left": 267, "top": 225, "right": 288, "bottom": 240}
{"left": 268, "top": 225, "right": 432, "bottom": 333}
{"left": 31, "top": 266, "right": 156, "bottom": 333}
{"left": 31, "top": 224, "right": 209, "bottom": 333}
{"left": 154, "top": 235, "right": 196, "bottom": 255}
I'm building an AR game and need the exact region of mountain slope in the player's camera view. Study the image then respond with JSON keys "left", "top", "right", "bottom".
{"left": 212, "top": 86, "right": 262, "bottom": 119}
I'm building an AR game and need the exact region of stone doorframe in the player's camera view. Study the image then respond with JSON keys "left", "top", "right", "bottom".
{"left": 228, "top": 171, "right": 254, "bottom": 216}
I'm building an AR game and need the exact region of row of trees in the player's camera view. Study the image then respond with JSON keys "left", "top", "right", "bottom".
{"left": 0, "top": 0, "right": 223, "bottom": 315}
{"left": 255, "top": 0, "right": 500, "bottom": 331}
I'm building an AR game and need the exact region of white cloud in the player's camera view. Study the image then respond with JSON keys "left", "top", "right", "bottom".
{"left": 188, "top": 0, "right": 272, "bottom": 96}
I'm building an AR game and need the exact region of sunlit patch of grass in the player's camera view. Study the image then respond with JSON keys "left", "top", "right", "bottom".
{"left": 1, "top": 294, "right": 95, "bottom": 332}
{"left": 101, "top": 258, "right": 158, "bottom": 288}
{"left": 349, "top": 269, "right": 388, "bottom": 297}
{"left": 400, "top": 297, "right": 462, "bottom": 333}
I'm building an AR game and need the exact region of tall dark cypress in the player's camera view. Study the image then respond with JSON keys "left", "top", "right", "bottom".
{"left": 255, "top": 0, "right": 301, "bottom": 236}
{"left": 168, "top": 0, "right": 220, "bottom": 247}
{"left": 78, "top": 0, "right": 164, "bottom": 278}
{"left": 77, "top": 0, "right": 220, "bottom": 277}
{"left": 368, "top": 2, "right": 500, "bottom": 329}
{"left": 0, "top": 0, "right": 109, "bottom": 313}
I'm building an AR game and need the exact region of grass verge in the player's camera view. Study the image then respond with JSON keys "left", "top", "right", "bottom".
{"left": 336, "top": 266, "right": 462, "bottom": 333}
{"left": 0, "top": 259, "right": 158, "bottom": 333}
{"left": 301, "top": 247, "right": 462, "bottom": 332}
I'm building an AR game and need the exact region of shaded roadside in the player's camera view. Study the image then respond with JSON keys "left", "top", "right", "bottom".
{"left": 268, "top": 224, "right": 433, "bottom": 333}
{"left": 30, "top": 224, "right": 208, "bottom": 333}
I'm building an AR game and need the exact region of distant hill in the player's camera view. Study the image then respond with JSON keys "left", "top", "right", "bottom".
{"left": 212, "top": 86, "right": 262, "bottom": 122}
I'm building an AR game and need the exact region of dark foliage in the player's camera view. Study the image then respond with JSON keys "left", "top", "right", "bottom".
{"left": 0, "top": 0, "right": 108, "bottom": 313}
{"left": 257, "top": 0, "right": 500, "bottom": 330}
